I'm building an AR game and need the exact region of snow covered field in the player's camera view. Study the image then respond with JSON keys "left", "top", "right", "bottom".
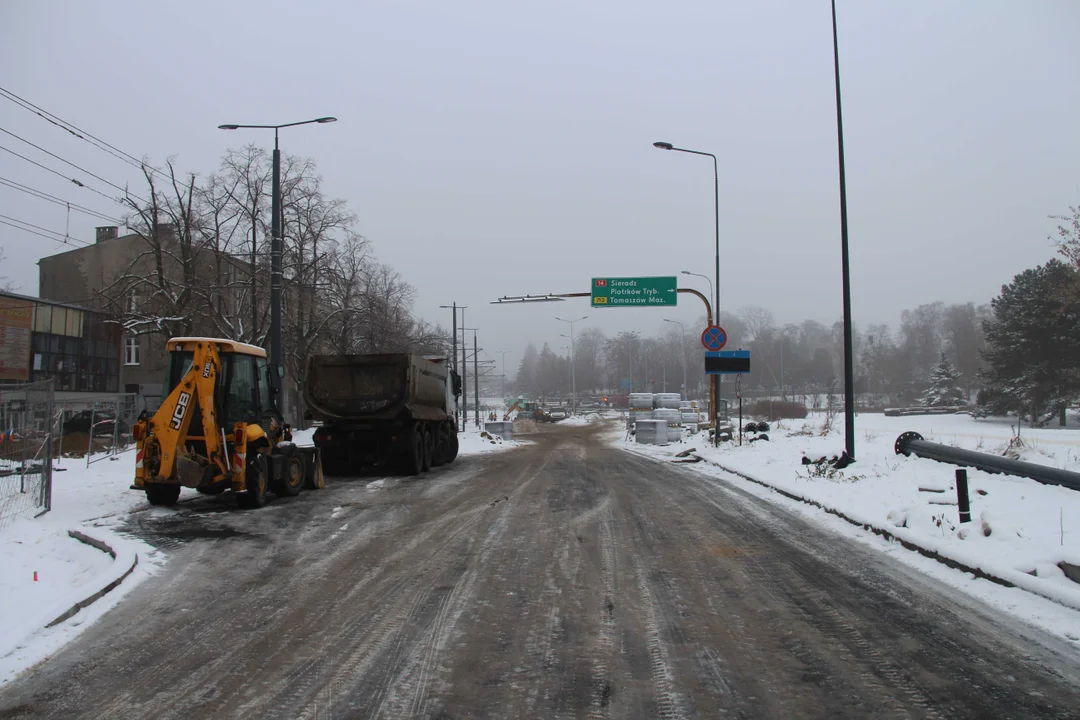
{"left": 0, "top": 450, "right": 163, "bottom": 685}
{"left": 622, "top": 412, "right": 1080, "bottom": 643}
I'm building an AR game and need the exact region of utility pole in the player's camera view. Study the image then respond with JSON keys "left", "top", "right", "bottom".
{"left": 496, "top": 350, "right": 511, "bottom": 398}
{"left": 473, "top": 330, "right": 480, "bottom": 428}
{"left": 440, "top": 303, "right": 467, "bottom": 428}
{"left": 461, "top": 308, "right": 467, "bottom": 428}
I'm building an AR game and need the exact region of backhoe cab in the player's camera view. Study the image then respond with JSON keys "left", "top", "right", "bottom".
{"left": 133, "top": 337, "right": 324, "bottom": 508}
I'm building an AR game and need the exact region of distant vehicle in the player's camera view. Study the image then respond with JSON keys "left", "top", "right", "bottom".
{"left": 62, "top": 410, "right": 115, "bottom": 437}
{"left": 548, "top": 408, "right": 567, "bottom": 421}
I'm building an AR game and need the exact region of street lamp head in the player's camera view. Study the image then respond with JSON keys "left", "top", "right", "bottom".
{"left": 316, "top": 117, "right": 338, "bottom": 124}
{"left": 680, "top": 270, "right": 692, "bottom": 275}
{"left": 218, "top": 124, "right": 240, "bottom": 130}
{"left": 653, "top": 141, "right": 674, "bottom": 150}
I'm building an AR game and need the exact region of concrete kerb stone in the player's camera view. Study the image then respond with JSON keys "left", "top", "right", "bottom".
{"left": 632, "top": 449, "right": 1080, "bottom": 614}
{"left": 45, "top": 530, "right": 139, "bottom": 628}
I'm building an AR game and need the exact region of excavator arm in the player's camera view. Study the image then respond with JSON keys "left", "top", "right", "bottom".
{"left": 135, "top": 342, "right": 229, "bottom": 485}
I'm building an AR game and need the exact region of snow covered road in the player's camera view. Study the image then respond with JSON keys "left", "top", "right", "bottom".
{"left": 0, "top": 420, "right": 1078, "bottom": 718}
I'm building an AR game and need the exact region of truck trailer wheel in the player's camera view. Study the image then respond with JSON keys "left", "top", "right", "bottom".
{"left": 432, "top": 424, "right": 450, "bottom": 467}
{"left": 446, "top": 430, "right": 459, "bottom": 463}
{"left": 400, "top": 423, "right": 424, "bottom": 476}
{"left": 272, "top": 447, "right": 304, "bottom": 497}
{"left": 146, "top": 483, "right": 181, "bottom": 507}
{"left": 421, "top": 425, "right": 433, "bottom": 472}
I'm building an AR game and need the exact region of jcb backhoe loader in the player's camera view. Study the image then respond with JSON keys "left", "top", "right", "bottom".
{"left": 132, "top": 337, "right": 324, "bottom": 508}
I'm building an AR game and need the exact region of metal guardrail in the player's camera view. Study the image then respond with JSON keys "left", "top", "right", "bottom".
{"left": 894, "top": 431, "right": 1080, "bottom": 492}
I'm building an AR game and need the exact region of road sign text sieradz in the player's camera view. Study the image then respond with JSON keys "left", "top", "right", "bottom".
{"left": 591, "top": 276, "right": 677, "bottom": 307}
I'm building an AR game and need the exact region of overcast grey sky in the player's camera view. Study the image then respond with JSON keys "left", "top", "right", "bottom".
{"left": 2, "top": 0, "right": 1078, "bottom": 372}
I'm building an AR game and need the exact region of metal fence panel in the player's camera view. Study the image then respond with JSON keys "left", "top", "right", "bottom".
{"left": 0, "top": 379, "right": 54, "bottom": 529}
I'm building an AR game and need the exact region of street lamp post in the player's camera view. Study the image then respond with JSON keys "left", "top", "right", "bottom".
{"left": 830, "top": 0, "right": 856, "bottom": 461}
{"left": 218, "top": 116, "right": 336, "bottom": 419}
{"left": 560, "top": 339, "right": 574, "bottom": 406}
{"left": 663, "top": 318, "right": 688, "bottom": 401}
{"left": 656, "top": 142, "right": 721, "bottom": 445}
{"left": 555, "top": 316, "right": 587, "bottom": 414}
{"left": 680, "top": 271, "right": 713, "bottom": 309}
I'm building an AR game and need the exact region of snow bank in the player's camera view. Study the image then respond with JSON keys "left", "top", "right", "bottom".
{"left": 457, "top": 428, "right": 525, "bottom": 456}
{"left": 0, "top": 450, "right": 164, "bottom": 685}
{"left": 622, "top": 413, "right": 1080, "bottom": 632}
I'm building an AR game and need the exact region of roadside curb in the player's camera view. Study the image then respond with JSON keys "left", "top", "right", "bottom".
{"left": 45, "top": 530, "right": 139, "bottom": 628}
{"left": 629, "top": 446, "right": 1080, "bottom": 613}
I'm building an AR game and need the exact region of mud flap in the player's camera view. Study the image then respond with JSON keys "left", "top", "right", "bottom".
{"left": 303, "top": 448, "right": 326, "bottom": 489}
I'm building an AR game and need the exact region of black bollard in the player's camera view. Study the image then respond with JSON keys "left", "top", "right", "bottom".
{"left": 956, "top": 468, "right": 971, "bottom": 523}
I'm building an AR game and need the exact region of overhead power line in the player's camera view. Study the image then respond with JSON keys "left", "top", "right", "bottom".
{"left": 0, "top": 213, "right": 91, "bottom": 248}
{"left": 0, "top": 143, "right": 131, "bottom": 208}
{"left": 0, "top": 126, "right": 147, "bottom": 203}
{"left": 0, "top": 85, "right": 170, "bottom": 181}
{"left": 0, "top": 175, "right": 126, "bottom": 225}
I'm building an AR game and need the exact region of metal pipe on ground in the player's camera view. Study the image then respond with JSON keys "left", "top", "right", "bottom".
{"left": 894, "top": 431, "right": 1080, "bottom": 492}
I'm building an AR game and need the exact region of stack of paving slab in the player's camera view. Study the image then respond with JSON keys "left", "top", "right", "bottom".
{"left": 628, "top": 393, "right": 654, "bottom": 423}
{"left": 634, "top": 419, "right": 669, "bottom": 445}
{"left": 654, "top": 393, "right": 682, "bottom": 410}
{"left": 652, "top": 408, "right": 683, "bottom": 442}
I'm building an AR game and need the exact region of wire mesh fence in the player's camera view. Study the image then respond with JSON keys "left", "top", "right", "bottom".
{"left": 52, "top": 393, "right": 139, "bottom": 465}
{"left": 0, "top": 379, "right": 54, "bottom": 530}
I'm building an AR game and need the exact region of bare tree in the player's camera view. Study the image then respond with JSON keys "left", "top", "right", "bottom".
{"left": 219, "top": 145, "right": 271, "bottom": 346}
{"left": 0, "top": 248, "right": 14, "bottom": 291}
{"left": 101, "top": 161, "right": 208, "bottom": 338}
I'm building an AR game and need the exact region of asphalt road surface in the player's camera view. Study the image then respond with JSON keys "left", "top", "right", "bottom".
{"left": 2, "top": 421, "right": 1079, "bottom": 719}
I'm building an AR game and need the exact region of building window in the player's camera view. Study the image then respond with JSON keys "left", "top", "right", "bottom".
{"left": 124, "top": 336, "right": 140, "bottom": 366}
{"left": 126, "top": 294, "right": 140, "bottom": 313}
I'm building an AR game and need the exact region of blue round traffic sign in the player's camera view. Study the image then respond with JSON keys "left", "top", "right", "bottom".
{"left": 701, "top": 325, "right": 727, "bottom": 351}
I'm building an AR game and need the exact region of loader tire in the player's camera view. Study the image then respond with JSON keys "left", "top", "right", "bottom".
{"left": 244, "top": 455, "right": 268, "bottom": 508}
{"left": 272, "top": 447, "right": 304, "bottom": 497}
{"left": 400, "top": 423, "right": 423, "bottom": 476}
{"left": 146, "top": 483, "right": 181, "bottom": 507}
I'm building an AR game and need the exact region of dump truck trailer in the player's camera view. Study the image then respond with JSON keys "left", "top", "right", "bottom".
{"left": 305, "top": 353, "right": 460, "bottom": 475}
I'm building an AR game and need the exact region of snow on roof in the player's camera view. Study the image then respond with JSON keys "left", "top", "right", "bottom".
{"left": 166, "top": 337, "right": 267, "bottom": 357}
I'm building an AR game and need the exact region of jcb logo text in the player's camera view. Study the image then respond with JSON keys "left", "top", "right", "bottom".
{"left": 170, "top": 392, "right": 191, "bottom": 430}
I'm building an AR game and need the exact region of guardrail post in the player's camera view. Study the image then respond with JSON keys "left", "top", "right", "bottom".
{"left": 956, "top": 469, "right": 971, "bottom": 523}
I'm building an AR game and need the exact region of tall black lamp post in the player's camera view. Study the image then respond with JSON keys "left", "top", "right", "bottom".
{"left": 217, "top": 116, "right": 337, "bottom": 403}
{"left": 830, "top": 0, "right": 856, "bottom": 460}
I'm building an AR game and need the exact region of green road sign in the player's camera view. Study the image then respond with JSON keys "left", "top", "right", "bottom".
{"left": 591, "top": 276, "right": 677, "bottom": 307}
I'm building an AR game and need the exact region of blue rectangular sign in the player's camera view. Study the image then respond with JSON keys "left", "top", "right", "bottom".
{"left": 705, "top": 350, "right": 750, "bottom": 374}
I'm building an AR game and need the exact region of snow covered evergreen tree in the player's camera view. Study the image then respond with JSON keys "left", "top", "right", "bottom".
{"left": 920, "top": 353, "right": 966, "bottom": 407}
{"left": 978, "top": 259, "right": 1080, "bottom": 424}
